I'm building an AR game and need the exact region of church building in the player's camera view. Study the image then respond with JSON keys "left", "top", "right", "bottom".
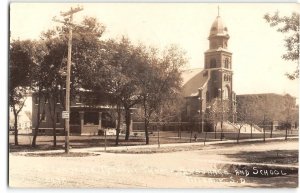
{"left": 181, "top": 14, "right": 236, "bottom": 129}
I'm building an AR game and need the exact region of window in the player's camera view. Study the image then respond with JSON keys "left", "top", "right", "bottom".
{"left": 214, "top": 88, "right": 219, "bottom": 98}
{"left": 84, "top": 112, "right": 98, "bottom": 125}
{"left": 224, "top": 58, "right": 229, "bottom": 68}
{"left": 75, "top": 95, "right": 82, "bottom": 104}
{"left": 223, "top": 87, "right": 230, "bottom": 99}
{"left": 56, "top": 112, "right": 60, "bottom": 124}
{"left": 70, "top": 112, "right": 80, "bottom": 125}
{"left": 187, "top": 105, "right": 191, "bottom": 117}
{"left": 210, "top": 58, "right": 217, "bottom": 68}
{"left": 35, "top": 96, "right": 39, "bottom": 105}
{"left": 41, "top": 110, "right": 46, "bottom": 122}
{"left": 56, "top": 95, "right": 61, "bottom": 104}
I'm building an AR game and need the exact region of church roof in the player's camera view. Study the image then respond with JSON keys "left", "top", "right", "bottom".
{"left": 181, "top": 68, "right": 209, "bottom": 97}
{"left": 209, "top": 16, "right": 229, "bottom": 38}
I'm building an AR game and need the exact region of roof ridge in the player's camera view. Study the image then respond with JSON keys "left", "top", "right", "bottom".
{"left": 182, "top": 67, "right": 204, "bottom": 72}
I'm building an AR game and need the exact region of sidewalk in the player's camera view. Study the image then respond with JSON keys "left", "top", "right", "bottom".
{"left": 14, "top": 136, "right": 298, "bottom": 155}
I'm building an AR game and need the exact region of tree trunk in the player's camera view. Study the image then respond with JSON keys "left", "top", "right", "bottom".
{"left": 144, "top": 119, "right": 149, "bottom": 144}
{"left": 143, "top": 98, "right": 150, "bottom": 145}
{"left": 214, "top": 122, "right": 217, "bottom": 139}
{"left": 49, "top": 97, "right": 57, "bottom": 147}
{"left": 285, "top": 124, "right": 288, "bottom": 140}
{"left": 204, "top": 132, "right": 207, "bottom": 146}
{"left": 52, "top": 123, "right": 57, "bottom": 147}
{"left": 32, "top": 91, "right": 42, "bottom": 147}
{"left": 115, "top": 108, "right": 121, "bottom": 146}
{"left": 13, "top": 111, "right": 18, "bottom": 145}
{"left": 237, "top": 128, "right": 241, "bottom": 144}
{"left": 124, "top": 107, "right": 130, "bottom": 141}
{"left": 32, "top": 125, "right": 38, "bottom": 147}
{"left": 220, "top": 121, "right": 223, "bottom": 141}
{"left": 268, "top": 122, "right": 273, "bottom": 138}
{"left": 178, "top": 123, "right": 181, "bottom": 139}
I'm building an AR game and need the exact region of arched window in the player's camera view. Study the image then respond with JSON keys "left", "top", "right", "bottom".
{"left": 223, "top": 87, "right": 230, "bottom": 99}
{"left": 210, "top": 58, "right": 216, "bottom": 68}
{"left": 214, "top": 88, "right": 219, "bottom": 98}
{"left": 224, "top": 58, "right": 229, "bottom": 68}
{"left": 224, "top": 74, "right": 227, "bottom": 81}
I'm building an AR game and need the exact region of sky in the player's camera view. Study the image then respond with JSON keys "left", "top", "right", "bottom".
{"left": 10, "top": 3, "right": 299, "bottom": 99}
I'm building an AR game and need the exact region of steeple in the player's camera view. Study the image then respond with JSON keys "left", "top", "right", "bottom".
{"left": 209, "top": 15, "right": 229, "bottom": 40}
{"left": 208, "top": 10, "right": 230, "bottom": 50}
{"left": 204, "top": 10, "right": 233, "bottom": 101}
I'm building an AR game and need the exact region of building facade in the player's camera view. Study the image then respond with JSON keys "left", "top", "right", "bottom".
{"left": 236, "top": 93, "right": 299, "bottom": 129}
{"left": 32, "top": 92, "right": 133, "bottom": 135}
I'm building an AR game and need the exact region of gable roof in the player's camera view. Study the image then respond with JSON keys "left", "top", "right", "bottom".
{"left": 181, "top": 68, "right": 209, "bottom": 97}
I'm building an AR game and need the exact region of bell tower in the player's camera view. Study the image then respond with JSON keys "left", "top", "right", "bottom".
{"left": 204, "top": 13, "right": 233, "bottom": 102}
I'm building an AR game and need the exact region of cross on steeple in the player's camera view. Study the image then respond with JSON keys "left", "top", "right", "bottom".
{"left": 218, "top": 5, "right": 220, "bottom": 16}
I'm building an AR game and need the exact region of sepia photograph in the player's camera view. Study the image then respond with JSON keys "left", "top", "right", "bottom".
{"left": 8, "top": 2, "right": 299, "bottom": 188}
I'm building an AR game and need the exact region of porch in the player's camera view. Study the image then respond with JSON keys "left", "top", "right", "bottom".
{"left": 69, "top": 107, "right": 133, "bottom": 135}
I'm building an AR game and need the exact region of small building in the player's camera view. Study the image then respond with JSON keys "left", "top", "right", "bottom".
{"left": 9, "top": 96, "right": 32, "bottom": 134}
{"left": 31, "top": 92, "right": 134, "bottom": 135}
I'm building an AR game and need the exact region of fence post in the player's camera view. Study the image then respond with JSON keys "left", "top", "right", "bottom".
{"left": 104, "top": 129, "right": 107, "bottom": 152}
{"left": 157, "top": 126, "right": 160, "bottom": 148}
{"left": 263, "top": 128, "right": 266, "bottom": 142}
{"left": 190, "top": 125, "right": 193, "bottom": 143}
{"left": 250, "top": 123, "right": 253, "bottom": 139}
{"left": 270, "top": 122, "right": 273, "bottom": 138}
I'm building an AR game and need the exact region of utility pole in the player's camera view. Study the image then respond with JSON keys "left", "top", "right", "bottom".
{"left": 54, "top": 6, "right": 83, "bottom": 153}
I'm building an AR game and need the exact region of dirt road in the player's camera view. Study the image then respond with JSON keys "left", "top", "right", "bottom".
{"left": 9, "top": 140, "right": 298, "bottom": 188}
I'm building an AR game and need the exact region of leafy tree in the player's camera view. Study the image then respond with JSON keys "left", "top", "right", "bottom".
{"left": 138, "top": 45, "right": 187, "bottom": 144}
{"left": 106, "top": 38, "right": 144, "bottom": 141}
{"left": 31, "top": 43, "right": 48, "bottom": 147}
{"left": 30, "top": 16, "right": 106, "bottom": 147}
{"left": 83, "top": 38, "right": 144, "bottom": 145}
{"left": 264, "top": 11, "right": 299, "bottom": 79}
{"left": 9, "top": 40, "right": 37, "bottom": 145}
